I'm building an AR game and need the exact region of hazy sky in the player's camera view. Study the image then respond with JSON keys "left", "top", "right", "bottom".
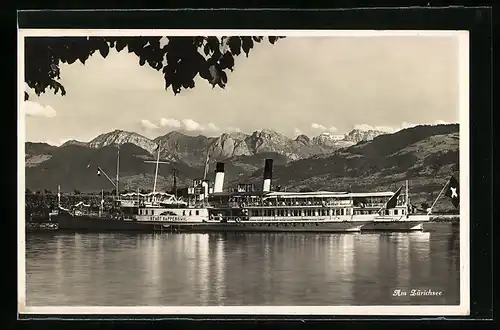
{"left": 23, "top": 36, "right": 460, "bottom": 145}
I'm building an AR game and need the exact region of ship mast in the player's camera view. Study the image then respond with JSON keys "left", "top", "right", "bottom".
{"left": 349, "top": 185, "right": 354, "bottom": 219}
{"left": 203, "top": 151, "right": 210, "bottom": 180}
{"left": 172, "top": 168, "right": 178, "bottom": 198}
{"left": 57, "top": 184, "right": 61, "bottom": 208}
{"left": 116, "top": 145, "right": 120, "bottom": 200}
{"left": 144, "top": 142, "right": 171, "bottom": 203}
{"left": 202, "top": 150, "right": 210, "bottom": 206}
{"left": 152, "top": 141, "right": 161, "bottom": 199}
{"left": 405, "top": 179, "right": 409, "bottom": 213}
{"left": 99, "top": 189, "right": 104, "bottom": 217}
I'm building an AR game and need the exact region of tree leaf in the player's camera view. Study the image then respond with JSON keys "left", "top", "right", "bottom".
{"left": 220, "top": 70, "right": 228, "bottom": 84}
{"left": 198, "top": 63, "right": 211, "bottom": 81}
{"left": 218, "top": 51, "right": 234, "bottom": 70}
{"left": 228, "top": 37, "right": 242, "bottom": 56}
{"left": 206, "top": 36, "right": 220, "bottom": 54}
{"left": 99, "top": 42, "right": 110, "bottom": 58}
{"left": 172, "top": 82, "right": 181, "bottom": 95}
{"left": 193, "top": 37, "right": 204, "bottom": 48}
{"left": 203, "top": 43, "right": 210, "bottom": 56}
{"left": 241, "top": 37, "right": 254, "bottom": 57}
{"left": 208, "top": 65, "right": 218, "bottom": 84}
{"left": 164, "top": 74, "right": 171, "bottom": 89}
{"left": 115, "top": 39, "right": 127, "bottom": 52}
{"left": 67, "top": 53, "right": 77, "bottom": 64}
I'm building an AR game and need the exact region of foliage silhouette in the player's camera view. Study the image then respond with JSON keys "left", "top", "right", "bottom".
{"left": 24, "top": 36, "right": 285, "bottom": 100}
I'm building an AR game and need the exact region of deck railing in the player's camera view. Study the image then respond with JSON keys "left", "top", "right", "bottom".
{"left": 210, "top": 201, "right": 401, "bottom": 209}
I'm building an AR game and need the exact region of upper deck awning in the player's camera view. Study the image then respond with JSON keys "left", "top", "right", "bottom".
{"left": 209, "top": 191, "right": 266, "bottom": 198}
{"left": 263, "top": 191, "right": 395, "bottom": 199}
{"left": 208, "top": 190, "right": 395, "bottom": 199}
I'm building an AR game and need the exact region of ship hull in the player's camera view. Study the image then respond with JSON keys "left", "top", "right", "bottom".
{"left": 54, "top": 213, "right": 156, "bottom": 232}
{"left": 54, "top": 213, "right": 369, "bottom": 233}
{"left": 52, "top": 213, "right": 435, "bottom": 233}
{"left": 360, "top": 215, "right": 430, "bottom": 232}
{"left": 153, "top": 221, "right": 368, "bottom": 233}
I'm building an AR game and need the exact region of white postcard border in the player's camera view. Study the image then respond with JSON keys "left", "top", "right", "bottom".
{"left": 17, "top": 29, "right": 470, "bottom": 316}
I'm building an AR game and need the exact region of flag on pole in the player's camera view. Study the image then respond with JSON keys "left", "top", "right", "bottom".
{"left": 203, "top": 152, "right": 210, "bottom": 179}
{"left": 386, "top": 186, "right": 403, "bottom": 209}
{"left": 444, "top": 175, "right": 460, "bottom": 208}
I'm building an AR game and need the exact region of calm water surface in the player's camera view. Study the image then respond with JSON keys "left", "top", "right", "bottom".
{"left": 26, "top": 228, "right": 460, "bottom": 306}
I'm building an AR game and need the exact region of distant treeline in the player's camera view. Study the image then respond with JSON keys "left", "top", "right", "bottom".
{"left": 25, "top": 192, "right": 115, "bottom": 213}
{"left": 24, "top": 187, "right": 191, "bottom": 213}
{"left": 26, "top": 188, "right": 159, "bottom": 196}
{"left": 25, "top": 187, "right": 189, "bottom": 197}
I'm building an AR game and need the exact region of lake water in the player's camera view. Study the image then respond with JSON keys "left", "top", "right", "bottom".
{"left": 25, "top": 227, "right": 460, "bottom": 306}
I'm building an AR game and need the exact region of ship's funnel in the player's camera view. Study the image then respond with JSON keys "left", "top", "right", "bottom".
{"left": 202, "top": 180, "right": 209, "bottom": 199}
{"left": 262, "top": 159, "right": 273, "bottom": 192}
{"left": 213, "top": 162, "right": 225, "bottom": 193}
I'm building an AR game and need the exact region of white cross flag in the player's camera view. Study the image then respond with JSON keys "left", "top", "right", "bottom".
{"left": 444, "top": 175, "right": 460, "bottom": 209}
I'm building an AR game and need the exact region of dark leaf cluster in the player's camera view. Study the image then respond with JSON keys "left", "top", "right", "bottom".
{"left": 24, "top": 36, "right": 285, "bottom": 99}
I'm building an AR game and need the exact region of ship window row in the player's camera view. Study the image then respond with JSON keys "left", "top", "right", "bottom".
{"left": 139, "top": 209, "right": 201, "bottom": 216}
{"left": 210, "top": 197, "right": 391, "bottom": 207}
{"left": 249, "top": 208, "right": 352, "bottom": 217}
{"left": 209, "top": 201, "right": 394, "bottom": 209}
{"left": 213, "top": 200, "right": 354, "bottom": 207}
{"left": 247, "top": 208, "right": 405, "bottom": 217}
{"left": 182, "top": 210, "right": 200, "bottom": 216}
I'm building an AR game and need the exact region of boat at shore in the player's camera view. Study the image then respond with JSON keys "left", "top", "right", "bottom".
{"left": 48, "top": 145, "right": 459, "bottom": 233}
{"left": 25, "top": 209, "right": 59, "bottom": 232}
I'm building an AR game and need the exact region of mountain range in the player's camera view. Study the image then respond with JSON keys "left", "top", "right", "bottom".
{"left": 24, "top": 124, "right": 459, "bottom": 211}
{"left": 56, "top": 127, "right": 388, "bottom": 166}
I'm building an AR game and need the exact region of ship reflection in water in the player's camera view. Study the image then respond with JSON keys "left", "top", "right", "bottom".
{"left": 26, "top": 227, "right": 460, "bottom": 306}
